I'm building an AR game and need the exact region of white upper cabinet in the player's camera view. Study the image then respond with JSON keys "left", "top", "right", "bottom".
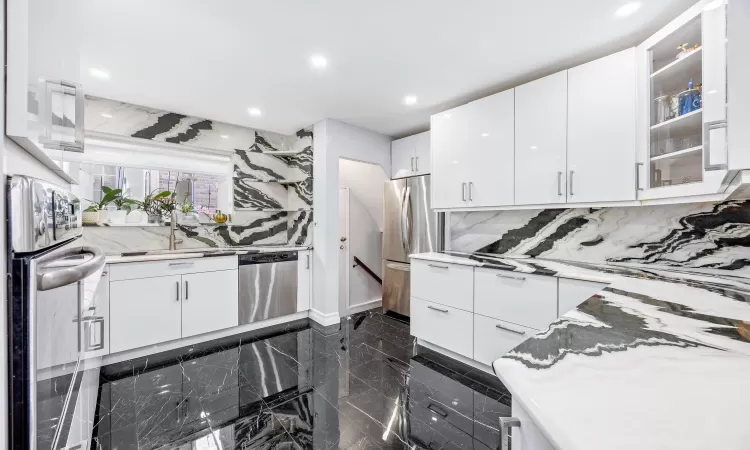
{"left": 6, "top": 0, "right": 84, "bottom": 182}
{"left": 636, "top": 0, "right": 731, "bottom": 201}
{"left": 568, "top": 47, "right": 637, "bottom": 203}
{"left": 515, "top": 71, "right": 568, "bottom": 205}
{"left": 727, "top": 0, "right": 750, "bottom": 174}
{"left": 391, "top": 136, "right": 416, "bottom": 179}
{"left": 413, "top": 131, "right": 431, "bottom": 176}
{"left": 431, "top": 89, "right": 514, "bottom": 209}
{"left": 391, "top": 131, "right": 431, "bottom": 179}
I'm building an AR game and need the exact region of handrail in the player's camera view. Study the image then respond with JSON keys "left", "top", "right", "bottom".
{"left": 352, "top": 256, "right": 382, "bottom": 285}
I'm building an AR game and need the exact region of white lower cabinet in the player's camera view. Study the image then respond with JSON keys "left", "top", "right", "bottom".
{"left": 411, "top": 259, "right": 474, "bottom": 311}
{"left": 181, "top": 270, "right": 238, "bottom": 338}
{"left": 473, "top": 314, "right": 537, "bottom": 367}
{"left": 297, "top": 250, "right": 312, "bottom": 312}
{"left": 474, "top": 268, "right": 557, "bottom": 330}
{"left": 558, "top": 278, "right": 608, "bottom": 316}
{"left": 110, "top": 275, "right": 183, "bottom": 353}
{"left": 411, "top": 297, "right": 473, "bottom": 358}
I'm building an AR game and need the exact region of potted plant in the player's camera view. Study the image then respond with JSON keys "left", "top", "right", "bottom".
{"left": 176, "top": 197, "right": 200, "bottom": 224}
{"left": 83, "top": 186, "right": 121, "bottom": 224}
{"left": 156, "top": 191, "right": 178, "bottom": 222}
{"left": 109, "top": 189, "right": 139, "bottom": 224}
{"left": 140, "top": 189, "right": 172, "bottom": 224}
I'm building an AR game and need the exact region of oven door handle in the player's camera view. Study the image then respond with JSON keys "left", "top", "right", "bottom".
{"left": 36, "top": 246, "right": 106, "bottom": 291}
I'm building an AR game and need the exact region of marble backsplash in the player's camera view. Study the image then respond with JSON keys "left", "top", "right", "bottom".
{"left": 84, "top": 96, "right": 314, "bottom": 249}
{"left": 450, "top": 200, "right": 750, "bottom": 273}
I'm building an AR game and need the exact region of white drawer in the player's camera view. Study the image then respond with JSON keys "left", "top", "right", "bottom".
{"left": 473, "top": 314, "right": 536, "bottom": 367}
{"left": 474, "top": 268, "right": 557, "bottom": 330}
{"left": 109, "top": 256, "right": 238, "bottom": 281}
{"left": 411, "top": 297, "right": 473, "bottom": 358}
{"left": 411, "top": 260, "right": 474, "bottom": 312}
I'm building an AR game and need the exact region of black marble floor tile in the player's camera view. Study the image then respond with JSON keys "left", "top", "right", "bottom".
{"left": 86, "top": 312, "right": 512, "bottom": 450}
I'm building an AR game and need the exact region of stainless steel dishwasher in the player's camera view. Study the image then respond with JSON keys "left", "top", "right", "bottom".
{"left": 238, "top": 251, "right": 298, "bottom": 324}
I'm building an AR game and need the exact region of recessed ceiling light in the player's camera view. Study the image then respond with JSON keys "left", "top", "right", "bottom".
{"left": 248, "top": 107, "right": 262, "bottom": 117}
{"left": 100, "top": 113, "right": 113, "bottom": 118}
{"left": 89, "top": 68, "right": 110, "bottom": 80}
{"left": 481, "top": 133, "right": 490, "bottom": 137}
{"left": 531, "top": 145, "right": 538, "bottom": 149}
{"left": 220, "top": 134, "right": 229, "bottom": 139}
{"left": 615, "top": 2, "right": 641, "bottom": 17}
{"left": 310, "top": 55, "right": 327, "bottom": 69}
{"left": 403, "top": 95, "right": 417, "bottom": 106}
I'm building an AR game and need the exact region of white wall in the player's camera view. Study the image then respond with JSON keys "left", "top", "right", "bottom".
{"left": 346, "top": 189, "right": 382, "bottom": 312}
{"left": 339, "top": 158, "right": 388, "bottom": 231}
{"left": 312, "top": 119, "right": 391, "bottom": 324}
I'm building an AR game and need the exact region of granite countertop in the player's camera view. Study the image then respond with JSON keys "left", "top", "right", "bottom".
{"left": 410, "top": 251, "right": 750, "bottom": 450}
{"left": 105, "top": 246, "right": 312, "bottom": 264}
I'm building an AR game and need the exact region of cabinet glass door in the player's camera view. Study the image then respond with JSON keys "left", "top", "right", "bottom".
{"left": 646, "top": 0, "right": 727, "bottom": 191}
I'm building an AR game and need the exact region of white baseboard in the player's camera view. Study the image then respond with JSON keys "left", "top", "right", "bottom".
{"left": 418, "top": 338, "right": 495, "bottom": 375}
{"left": 346, "top": 298, "right": 382, "bottom": 316}
{"left": 308, "top": 308, "right": 340, "bottom": 327}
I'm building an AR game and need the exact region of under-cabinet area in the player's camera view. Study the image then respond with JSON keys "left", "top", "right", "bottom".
{"left": 410, "top": 258, "right": 607, "bottom": 368}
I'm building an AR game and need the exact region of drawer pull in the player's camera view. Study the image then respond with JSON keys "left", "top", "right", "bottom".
{"left": 169, "top": 261, "right": 195, "bottom": 267}
{"left": 427, "top": 305, "right": 449, "bottom": 313}
{"left": 496, "top": 273, "right": 525, "bottom": 281}
{"left": 499, "top": 417, "right": 521, "bottom": 450}
{"left": 496, "top": 324, "right": 525, "bottom": 335}
{"left": 428, "top": 264, "right": 449, "bottom": 269}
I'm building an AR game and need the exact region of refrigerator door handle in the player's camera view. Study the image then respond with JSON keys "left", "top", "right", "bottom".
{"left": 402, "top": 186, "right": 412, "bottom": 254}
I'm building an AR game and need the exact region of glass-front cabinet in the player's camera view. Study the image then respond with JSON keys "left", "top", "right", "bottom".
{"left": 636, "top": 0, "right": 728, "bottom": 200}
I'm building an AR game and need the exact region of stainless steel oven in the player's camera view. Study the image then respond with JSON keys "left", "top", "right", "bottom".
{"left": 238, "top": 251, "right": 298, "bottom": 324}
{"left": 7, "top": 176, "right": 106, "bottom": 450}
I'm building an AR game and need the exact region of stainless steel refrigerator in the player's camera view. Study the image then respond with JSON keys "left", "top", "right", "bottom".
{"left": 382, "top": 175, "right": 439, "bottom": 316}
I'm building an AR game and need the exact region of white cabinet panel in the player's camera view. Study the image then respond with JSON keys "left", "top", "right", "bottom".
{"left": 431, "top": 106, "right": 470, "bottom": 208}
{"left": 474, "top": 314, "right": 536, "bottom": 366}
{"left": 36, "top": 283, "right": 79, "bottom": 369}
{"left": 391, "top": 136, "right": 415, "bottom": 179}
{"left": 411, "top": 260, "right": 474, "bottom": 312}
{"left": 297, "top": 250, "right": 312, "bottom": 311}
{"left": 728, "top": 0, "right": 750, "bottom": 172}
{"left": 181, "top": 270, "right": 238, "bottom": 338}
{"left": 467, "top": 90, "right": 515, "bottom": 208}
{"left": 568, "top": 47, "right": 637, "bottom": 203}
{"left": 515, "top": 71, "right": 568, "bottom": 205}
{"left": 110, "top": 275, "right": 182, "bottom": 353}
{"left": 411, "top": 297, "right": 473, "bottom": 358}
{"left": 414, "top": 131, "right": 431, "bottom": 176}
{"left": 474, "top": 268, "right": 557, "bottom": 330}
{"left": 558, "top": 278, "right": 608, "bottom": 317}
{"left": 86, "top": 268, "right": 110, "bottom": 359}
{"left": 109, "top": 256, "right": 237, "bottom": 281}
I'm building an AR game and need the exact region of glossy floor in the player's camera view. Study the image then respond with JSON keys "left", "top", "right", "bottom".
{"left": 91, "top": 312, "right": 512, "bottom": 450}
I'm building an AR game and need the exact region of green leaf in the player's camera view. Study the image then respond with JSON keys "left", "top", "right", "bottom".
{"left": 153, "top": 190, "right": 172, "bottom": 199}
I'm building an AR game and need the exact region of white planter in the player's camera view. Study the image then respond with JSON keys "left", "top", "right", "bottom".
{"left": 126, "top": 210, "right": 146, "bottom": 224}
{"left": 98, "top": 210, "right": 110, "bottom": 223}
{"left": 109, "top": 210, "right": 127, "bottom": 224}
{"left": 82, "top": 211, "right": 99, "bottom": 225}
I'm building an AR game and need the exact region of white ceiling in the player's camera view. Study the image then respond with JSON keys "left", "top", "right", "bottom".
{"left": 79, "top": 0, "right": 696, "bottom": 138}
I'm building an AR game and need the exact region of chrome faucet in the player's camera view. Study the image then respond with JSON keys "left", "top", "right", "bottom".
{"left": 169, "top": 210, "right": 183, "bottom": 250}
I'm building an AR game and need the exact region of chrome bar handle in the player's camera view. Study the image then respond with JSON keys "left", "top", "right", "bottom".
{"left": 496, "top": 273, "right": 526, "bottom": 281}
{"left": 427, "top": 305, "right": 449, "bottom": 313}
{"left": 169, "top": 261, "right": 195, "bottom": 267}
{"left": 635, "top": 162, "right": 644, "bottom": 191}
{"left": 37, "top": 246, "right": 106, "bottom": 291}
{"left": 410, "top": 157, "right": 415, "bottom": 171}
{"left": 306, "top": 254, "right": 310, "bottom": 269}
{"left": 468, "top": 182, "right": 474, "bottom": 201}
{"left": 415, "top": 156, "right": 419, "bottom": 172}
{"left": 428, "top": 264, "right": 449, "bottom": 269}
{"left": 557, "top": 171, "right": 562, "bottom": 196}
{"left": 461, "top": 182, "right": 467, "bottom": 201}
{"left": 499, "top": 417, "right": 521, "bottom": 450}
{"left": 184, "top": 280, "right": 189, "bottom": 300}
{"left": 569, "top": 170, "right": 574, "bottom": 196}
{"left": 496, "top": 324, "right": 526, "bottom": 335}
{"left": 703, "top": 120, "right": 729, "bottom": 171}
{"left": 176, "top": 281, "right": 180, "bottom": 301}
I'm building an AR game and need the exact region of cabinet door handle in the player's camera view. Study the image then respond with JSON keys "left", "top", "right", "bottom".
{"left": 635, "top": 162, "right": 644, "bottom": 191}
{"left": 176, "top": 281, "right": 180, "bottom": 301}
{"left": 557, "top": 171, "right": 563, "bottom": 196}
{"left": 468, "top": 182, "right": 474, "bottom": 201}
{"left": 703, "top": 120, "right": 729, "bottom": 171}
{"left": 428, "top": 264, "right": 449, "bottom": 269}
{"left": 184, "top": 280, "right": 189, "bottom": 300}
{"left": 306, "top": 254, "right": 310, "bottom": 269}
{"left": 569, "top": 170, "right": 574, "bottom": 196}
{"left": 496, "top": 273, "right": 526, "bottom": 281}
{"left": 495, "top": 324, "right": 526, "bottom": 335}
{"left": 427, "top": 305, "right": 449, "bottom": 313}
{"left": 410, "top": 157, "right": 415, "bottom": 171}
{"left": 461, "top": 182, "right": 467, "bottom": 201}
{"left": 169, "top": 261, "right": 194, "bottom": 267}
{"left": 415, "top": 156, "right": 419, "bottom": 172}
{"left": 499, "top": 417, "right": 521, "bottom": 450}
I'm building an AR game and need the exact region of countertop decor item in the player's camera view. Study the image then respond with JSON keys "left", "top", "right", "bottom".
{"left": 213, "top": 210, "right": 228, "bottom": 223}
